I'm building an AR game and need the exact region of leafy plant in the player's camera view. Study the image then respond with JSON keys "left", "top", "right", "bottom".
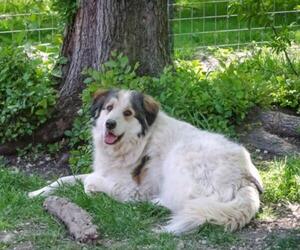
{"left": 51, "top": 0, "right": 78, "bottom": 27}
{"left": 0, "top": 46, "right": 57, "bottom": 143}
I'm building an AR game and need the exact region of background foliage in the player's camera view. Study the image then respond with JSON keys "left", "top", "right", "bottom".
{"left": 0, "top": 46, "right": 57, "bottom": 143}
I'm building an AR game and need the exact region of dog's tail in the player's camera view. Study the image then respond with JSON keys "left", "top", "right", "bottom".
{"left": 28, "top": 174, "right": 89, "bottom": 198}
{"left": 163, "top": 185, "right": 260, "bottom": 234}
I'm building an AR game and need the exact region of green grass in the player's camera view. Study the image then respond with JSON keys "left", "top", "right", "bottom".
{"left": 1, "top": 156, "right": 300, "bottom": 249}
{"left": 260, "top": 156, "right": 300, "bottom": 203}
{"left": 0, "top": 165, "right": 238, "bottom": 249}
{"left": 0, "top": 168, "right": 74, "bottom": 249}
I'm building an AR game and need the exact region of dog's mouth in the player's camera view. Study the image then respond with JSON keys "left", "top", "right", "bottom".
{"left": 104, "top": 131, "right": 124, "bottom": 145}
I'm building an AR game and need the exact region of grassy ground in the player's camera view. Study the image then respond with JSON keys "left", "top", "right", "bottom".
{"left": 0, "top": 156, "right": 299, "bottom": 250}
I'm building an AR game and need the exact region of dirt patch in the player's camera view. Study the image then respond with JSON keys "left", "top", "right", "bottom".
{"left": 3, "top": 151, "right": 71, "bottom": 179}
{"left": 0, "top": 232, "right": 15, "bottom": 244}
{"left": 235, "top": 204, "right": 300, "bottom": 249}
{"left": 11, "top": 241, "right": 34, "bottom": 250}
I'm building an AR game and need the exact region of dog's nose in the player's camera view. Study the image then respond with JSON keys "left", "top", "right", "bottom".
{"left": 106, "top": 119, "right": 117, "bottom": 130}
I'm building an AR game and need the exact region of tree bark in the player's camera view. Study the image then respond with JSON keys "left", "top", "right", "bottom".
{"left": 0, "top": 0, "right": 170, "bottom": 155}
{"left": 259, "top": 111, "right": 300, "bottom": 138}
{"left": 242, "top": 127, "right": 300, "bottom": 156}
{"left": 238, "top": 108, "right": 300, "bottom": 156}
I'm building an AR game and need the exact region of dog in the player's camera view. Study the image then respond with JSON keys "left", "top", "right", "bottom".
{"left": 29, "top": 89, "right": 263, "bottom": 234}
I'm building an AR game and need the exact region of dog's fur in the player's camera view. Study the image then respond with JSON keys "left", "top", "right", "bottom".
{"left": 29, "top": 89, "right": 263, "bottom": 234}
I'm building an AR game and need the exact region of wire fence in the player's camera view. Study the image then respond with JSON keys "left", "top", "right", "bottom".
{"left": 0, "top": 12, "right": 59, "bottom": 46}
{"left": 168, "top": 0, "right": 300, "bottom": 51}
{"left": 0, "top": 0, "right": 300, "bottom": 50}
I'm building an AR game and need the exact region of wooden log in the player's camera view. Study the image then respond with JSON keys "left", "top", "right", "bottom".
{"left": 259, "top": 111, "right": 300, "bottom": 138}
{"left": 43, "top": 196, "right": 99, "bottom": 243}
{"left": 245, "top": 127, "right": 300, "bottom": 155}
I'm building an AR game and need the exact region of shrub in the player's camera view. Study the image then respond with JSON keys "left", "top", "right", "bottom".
{"left": 248, "top": 49, "right": 300, "bottom": 113}
{"left": 0, "top": 46, "right": 57, "bottom": 143}
{"left": 212, "top": 47, "right": 300, "bottom": 113}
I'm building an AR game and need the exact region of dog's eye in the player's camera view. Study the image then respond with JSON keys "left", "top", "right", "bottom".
{"left": 123, "top": 110, "right": 132, "bottom": 117}
{"left": 106, "top": 105, "right": 113, "bottom": 112}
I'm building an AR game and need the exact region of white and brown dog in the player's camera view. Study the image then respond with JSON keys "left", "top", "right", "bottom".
{"left": 29, "top": 89, "right": 263, "bottom": 234}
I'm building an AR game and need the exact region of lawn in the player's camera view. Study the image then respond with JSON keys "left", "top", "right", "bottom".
{"left": 0, "top": 156, "right": 299, "bottom": 249}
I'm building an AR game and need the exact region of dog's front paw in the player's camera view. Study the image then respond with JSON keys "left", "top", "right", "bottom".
{"left": 83, "top": 173, "right": 106, "bottom": 195}
{"left": 84, "top": 183, "right": 101, "bottom": 196}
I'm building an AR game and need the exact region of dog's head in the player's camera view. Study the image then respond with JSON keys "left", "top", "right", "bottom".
{"left": 91, "top": 89, "right": 159, "bottom": 146}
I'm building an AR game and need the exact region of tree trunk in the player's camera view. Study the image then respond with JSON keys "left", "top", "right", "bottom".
{"left": 0, "top": 0, "right": 170, "bottom": 155}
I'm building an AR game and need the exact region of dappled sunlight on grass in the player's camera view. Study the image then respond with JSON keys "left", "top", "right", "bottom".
{"left": 259, "top": 157, "right": 300, "bottom": 203}
{"left": 257, "top": 205, "right": 278, "bottom": 221}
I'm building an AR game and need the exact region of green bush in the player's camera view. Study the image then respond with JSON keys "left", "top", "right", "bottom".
{"left": 235, "top": 48, "right": 300, "bottom": 113}
{"left": 0, "top": 46, "right": 57, "bottom": 143}
{"left": 0, "top": 0, "right": 52, "bottom": 13}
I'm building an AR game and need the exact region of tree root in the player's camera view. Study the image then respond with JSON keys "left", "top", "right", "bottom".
{"left": 259, "top": 111, "right": 300, "bottom": 138}
{"left": 43, "top": 196, "right": 99, "bottom": 243}
{"left": 245, "top": 128, "right": 300, "bottom": 155}
{"left": 239, "top": 109, "right": 300, "bottom": 156}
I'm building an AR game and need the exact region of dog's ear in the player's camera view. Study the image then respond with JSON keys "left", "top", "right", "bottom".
{"left": 143, "top": 94, "right": 160, "bottom": 126}
{"left": 91, "top": 89, "right": 110, "bottom": 118}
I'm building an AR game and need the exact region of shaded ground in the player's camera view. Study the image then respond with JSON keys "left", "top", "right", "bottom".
{"left": 235, "top": 205, "right": 300, "bottom": 250}
{"left": 3, "top": 151, "right": 71, "bottom": 178}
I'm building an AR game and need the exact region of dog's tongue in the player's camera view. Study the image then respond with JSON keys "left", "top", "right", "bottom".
{"left": 105, "top": 132, "right": 118, "bottom": 144}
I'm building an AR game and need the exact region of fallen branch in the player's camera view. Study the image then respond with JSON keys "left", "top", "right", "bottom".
{"left": 43, "top": 196, "right": 99, "bottom": 243}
